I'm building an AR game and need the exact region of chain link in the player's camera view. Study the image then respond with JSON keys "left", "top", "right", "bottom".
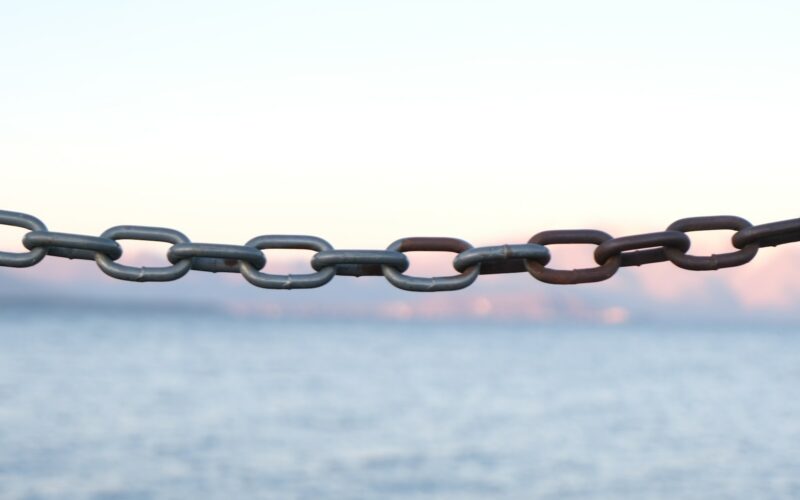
{"left": 168, "top": 242, "right": 267, "bottom": 273}
{"left": 23, "top": 231, "right": 123, "bottom": 262}
{"left": 95, "top": 226, "right": 192, "bottom": 282}
{"left": 526, "top": 230, "right": 620, "bottom": 284}
{"left": 664, "top": 216, "right": 758, "bottom": 271}
{"left": 594, "top": 230, "right": 689, "bottom": 268}
{"left": 239, "top": 235, "right": 335, "bottom": 289}
{"left": 732, "top": 217, "right": 800, "bottom": 249}
{"left": 382, "top": 237, "right": 480, "bottom": 292}
{"left": 0, "top": 211, "right": 48, "bottom": 268}
{"left": 0, "top": 210, "right": 797, "bottom": 292}
{"left": 453, "top": 243, "right": 550, "bottom": 274}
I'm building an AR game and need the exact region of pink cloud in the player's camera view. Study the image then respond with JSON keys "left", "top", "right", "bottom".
{"left": 726, "top": 247, "right": 800, "bottom": 310}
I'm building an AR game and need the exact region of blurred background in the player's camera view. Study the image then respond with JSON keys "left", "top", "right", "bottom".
{"left": 1, "top": 1, "right": 799, "bottom": 498}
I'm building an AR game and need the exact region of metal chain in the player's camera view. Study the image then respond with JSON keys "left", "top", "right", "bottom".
{"left": 1, "top": 209, "right": 799, "bottom": 292}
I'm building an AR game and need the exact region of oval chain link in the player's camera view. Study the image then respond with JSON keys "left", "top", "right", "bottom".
{"left": 525, "top": 230, "right": 621, "bottom": 284}
{"left": 0, "top": 210, "right": 48, "bottom": 268}
{"left": 239, "top": 235, "right": 336, "bottom": 289}
{"left": 95, "top": 226, "right": 192, "bottom": 282}
{"left": 664, "top": 216, "right": 758, "bottom": 271}
{"left": 382, "top": 237, "right": 480, "bottom": 292}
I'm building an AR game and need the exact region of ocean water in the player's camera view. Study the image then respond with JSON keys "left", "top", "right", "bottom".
{"left": 0, "top": 311, "right": 798, "bottom": 500}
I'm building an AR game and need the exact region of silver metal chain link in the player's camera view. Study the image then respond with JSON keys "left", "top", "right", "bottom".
{"left": 1, "top": 209, "right": 799, "bottom": 292}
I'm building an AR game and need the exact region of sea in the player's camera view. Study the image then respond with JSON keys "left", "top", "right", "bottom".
{"left": 0, "top": 309, "right": 798, "bottom": 500}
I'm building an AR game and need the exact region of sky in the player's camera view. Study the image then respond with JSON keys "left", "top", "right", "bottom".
{"left": 1, "top": 1, "right": 799, "bottom": 294}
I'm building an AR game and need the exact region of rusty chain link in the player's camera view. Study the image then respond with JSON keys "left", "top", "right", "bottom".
{"left": 1, "top": 209, "right": 798, "bottom": 292}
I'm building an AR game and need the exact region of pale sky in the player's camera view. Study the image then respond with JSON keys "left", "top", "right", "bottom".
{"left": 2, "top": 1, "right": 799, "bottom": 250}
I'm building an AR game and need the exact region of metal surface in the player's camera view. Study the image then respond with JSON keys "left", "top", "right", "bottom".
{"left": 168, "top": 243, "right": 267, "bottom": 273}
{"left": 23, "top": 231, "right": 123, "bottom": 261}
{"left": 94, "top": 226, "right": 192, "bottom": 282}
{"left": 382, "top": 237, "right": 480, "bottom": 292}
{"left": 526, "top": 230, "right": 621, "bottom": 284}
{"left": 239, "top": 235, "right": 336, "bottom": 289}
{"left": 732, "top": 218, "right": 800, "bottom": 249}
{"left": 0, "top": 211, "right": 48, "bottom": 268}
{"left": 312, "top": 250, "right": 409, "bottom": 276}
{"left": 1, "top": 209, "right": 797, "bottom": 291}
{"left": 453, "top": 244, "right": 549, "bottom": 274}
{"left": 664, "top": 216, "right": 759, "bottom": 271}
{"left": 594, "top": 231, "right": 690, "bottom": 267}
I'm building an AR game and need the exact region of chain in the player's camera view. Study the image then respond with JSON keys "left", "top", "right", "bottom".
{"left": 1, "top": 210, "right": 799, "bottom": 292}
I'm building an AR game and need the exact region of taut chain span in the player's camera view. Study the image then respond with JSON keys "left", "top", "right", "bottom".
{"left": 1, "top": 210, "right": 799, "bottom": 292}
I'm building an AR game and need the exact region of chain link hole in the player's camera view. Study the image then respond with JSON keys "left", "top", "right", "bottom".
{"left": 682, "top": 229, "right": 740, "bottom": 255}
{"left": 114, "top": 240, "right": 175, "bottom": 266}
{"left": 0, "top": 226, "right": 30, "bottom": 252}
{"left": 260, "top": 249, "right": 317, "bottom": 274}
{"left": 545, "top": 244, "right": 601, "bottom": 270}
{"left": 404, "top": 251, "right": 461, "bottom": 276}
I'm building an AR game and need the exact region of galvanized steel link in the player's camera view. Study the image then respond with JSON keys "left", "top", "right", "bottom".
{"left": 1, "top": 209, "right": 798, "bottom": 291}
{"left": 168, "top": 243, "right": 267, "bottom": 273}
{"left": 311, "top": 250, "right": 409, "bottom": 277}
{"left": 382, "top": 237, "right": 480, "bottom": 292}
{"left": 95, "top": 226, "right": 193, "bottom": 282}
{"left": 23, "top": 231, "right": 123, "bottom": 262}
{"left": 0, "top": 211, "right": 48, "bottom": 268}
{"left": 239, "top": 235, "right": 335, "bottom": 289}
